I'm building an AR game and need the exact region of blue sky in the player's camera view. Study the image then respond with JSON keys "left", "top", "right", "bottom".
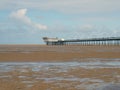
{"left": 0, "top": 0, "right": 120, "bottom": 44}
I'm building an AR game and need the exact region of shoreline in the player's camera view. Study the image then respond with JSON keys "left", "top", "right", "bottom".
{"left": 0, "top": 45, "right": 120, "bottom": 90}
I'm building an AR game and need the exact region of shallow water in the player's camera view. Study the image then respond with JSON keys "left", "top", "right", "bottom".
{"left": 0, "top": 58, "right": 120, "bottom": 90}
{"left": 0, "top": 59, "right": 120, "bottom": 72}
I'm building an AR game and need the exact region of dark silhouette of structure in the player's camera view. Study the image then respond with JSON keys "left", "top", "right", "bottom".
{"left": 43, "top": 37, "right": 120, "bottom": 45}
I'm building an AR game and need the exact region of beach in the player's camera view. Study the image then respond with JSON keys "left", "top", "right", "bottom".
{"left": 0, "top": 45, "right": 120, "bottom": 90}
{"left": 0, "top": 45, "right": 120, "bottom": 61}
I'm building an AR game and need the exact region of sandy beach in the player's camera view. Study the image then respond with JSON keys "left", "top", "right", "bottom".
{"left": 0, "top": 45, "right": 120, "bottom": 62}
{"left": 0, "top": 45, "right": 120, "bottom": 90}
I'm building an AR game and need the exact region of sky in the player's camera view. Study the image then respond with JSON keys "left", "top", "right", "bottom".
{"left": 0, "top": 0, "right": 120, "bottom": 44}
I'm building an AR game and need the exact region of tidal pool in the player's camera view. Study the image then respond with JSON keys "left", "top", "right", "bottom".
{"left": 0, "top": 58, "right": 120, "bottom": 90}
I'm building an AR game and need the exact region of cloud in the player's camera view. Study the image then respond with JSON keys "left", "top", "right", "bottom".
{"left": 1, "top": 1, "right": 120, "bottom": 44}
{"left": 1, "top": 0, "right": 120, "bottom": 14}
{"left": 9, "top": 8, "right": 47, "bottom": 30}
{"left": 80, "top": 24, "right": 95, "bottom": 31}
{"left": 73, "top": 24, "right": 120, "bottom": 39}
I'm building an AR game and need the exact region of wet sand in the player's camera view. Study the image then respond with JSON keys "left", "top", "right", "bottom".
{"left": 0, "top": 62, "right": 120, "bottom": 90}
{"left": 0, "top": 45, "right": 120, "bottom": 90}
{"left": 0, "top": 45, "right": 120, "bottom": 61}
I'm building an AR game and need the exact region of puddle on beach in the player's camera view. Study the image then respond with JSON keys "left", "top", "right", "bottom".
{"left": 0, "top": 58, "right": 120, "bottom": 90}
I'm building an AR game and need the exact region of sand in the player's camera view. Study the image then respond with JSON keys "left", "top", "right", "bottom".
{"left": 0, "top": 62, "right": 120, "bottom": 90}
{"left": 0, "top": 45, "right": 120, "bottom": 62}
{"left": 0, "top": 45, "right": 120, "bottom": 90}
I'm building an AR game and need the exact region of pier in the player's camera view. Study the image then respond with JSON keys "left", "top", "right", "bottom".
{"left": 43, "top": 37, "right": 120, "bottom": 45}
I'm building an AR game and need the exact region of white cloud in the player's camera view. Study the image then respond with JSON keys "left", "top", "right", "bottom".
{"left": 10, "top": 8, "right": 47, "bottom": 30}
{"left": 1, "top": 0, "right": 120, "bottom": 13}
{"left": 35, "top": 24, "right": 47, "bottom": 30}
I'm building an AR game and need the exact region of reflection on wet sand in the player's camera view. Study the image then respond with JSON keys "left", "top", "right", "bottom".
{"left": 0, "top": 59, "right": 120, "bottom": 90}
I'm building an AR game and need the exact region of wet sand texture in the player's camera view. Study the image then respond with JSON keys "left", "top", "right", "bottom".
{"left": 97, "top": 84, "right": 120, "bottom": 90}
{"left": 0, "top": 62, "right": 120, "bottom": 90}
{"left": 0, "top": 45, "right": 120, "bottom": 90}
{"left": 0, "top": 45, "right": 120, "bottom": 61}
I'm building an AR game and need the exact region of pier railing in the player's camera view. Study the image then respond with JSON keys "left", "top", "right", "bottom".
{"left": 44, "top": 37, "right": 120, "bottom": 45}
